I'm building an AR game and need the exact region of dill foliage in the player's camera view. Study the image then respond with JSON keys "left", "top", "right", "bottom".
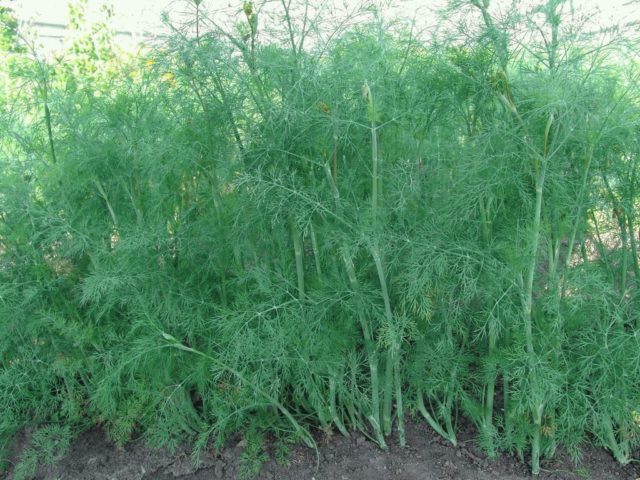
{"left": 1, "top": 0, "right": 639, "bottom": 475}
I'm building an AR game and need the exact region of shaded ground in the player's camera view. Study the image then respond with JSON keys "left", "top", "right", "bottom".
{"left": 3, "top": 419, "right": 639, "bottom": 480}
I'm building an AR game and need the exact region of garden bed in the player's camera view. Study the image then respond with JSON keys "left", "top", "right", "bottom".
{"left": 5, "top": 419, "right": 639, "bottom": 480}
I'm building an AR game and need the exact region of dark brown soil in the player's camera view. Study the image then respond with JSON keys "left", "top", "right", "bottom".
{"left": 3, "top": 419, "right": 639, "bottom": 480}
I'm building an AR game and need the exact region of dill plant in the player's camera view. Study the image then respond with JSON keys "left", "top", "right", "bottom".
{"left": 1, "top": 0, "right": 640, "bottom": 477}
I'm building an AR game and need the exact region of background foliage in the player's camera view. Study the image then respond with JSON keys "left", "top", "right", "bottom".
{"left": 1, "top": 0, "right": 639, "bottom": 476}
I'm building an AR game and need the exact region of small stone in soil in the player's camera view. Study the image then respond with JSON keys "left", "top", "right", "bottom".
{"left": 214, "top": 461, "right": 224, "bottom": 478}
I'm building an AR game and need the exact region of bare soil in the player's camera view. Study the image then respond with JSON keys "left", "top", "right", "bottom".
{"left": 3, "top": 419, "right": 639, "bottom": 480}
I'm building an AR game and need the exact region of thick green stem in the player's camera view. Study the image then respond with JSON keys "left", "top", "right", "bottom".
{"left": 44, "top": 102, "right": 57, "bottom": 164}
{"left": 371, "top": 120, "right": 379, "bottom": 214}
{"left": 416, "top": 390, "right": 457, "bottom": 446}
{"left": 531, "top": 403, "right": 544, "bottom": 475}
{"left": 289, "top": 215, "right": 305, "bottom": 302}
{"left": 484, "top": 335, "right": 496, "bottom": 433}
{"left": 503, "top": 368, "right": 511, "bottom": 431}
{"left": 502, "top": 317, "right": 512, "bottom": 438}
{"left": 94, "top": 180, "right": 118, "bottom": 228}
{"left": 394, "top": 357, "right": 405, "bottom": 446}
{"left": 363, "top": 81, "right": 380, "bottom": 215}
{"left": 604, "top": 414, "right": 630, "bottom": 465}
{"left": 523, "top": 175, "right": 545, "bottom": 357}
{"left": 521, "top": 112, "right": 553, "bottom": 475}
{"left": 479, "top": 198, "right": 492, "bottom": 246}
{"left": 382, "top": 350, "right": 393, "bottom": 436}
{"left": 443, "top": 394, "right": 456, "bottom": 443}
{"left": 342, "top": 252, "right": 386, "bottom": 448}
{"left": 523, "top": 113, "right": 553, "bottom": 346}
{"left": 329, "top": 373, "right": 349, "bottom": 437}
{"left": 346, "top": 357, "right": 359, "bottom": 428}
{"left": 370, "top": 242, "right": 395, "bottom": 436}
{"left": 310, "top": 221, "right": 322, "bottom": 276}
{"left": 316, "top": 402, "right": 330, "bottom": 431}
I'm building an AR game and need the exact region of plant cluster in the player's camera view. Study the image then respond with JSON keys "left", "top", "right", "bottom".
{"left": 1, "top": 0, "right": 639, "bottom": 476}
